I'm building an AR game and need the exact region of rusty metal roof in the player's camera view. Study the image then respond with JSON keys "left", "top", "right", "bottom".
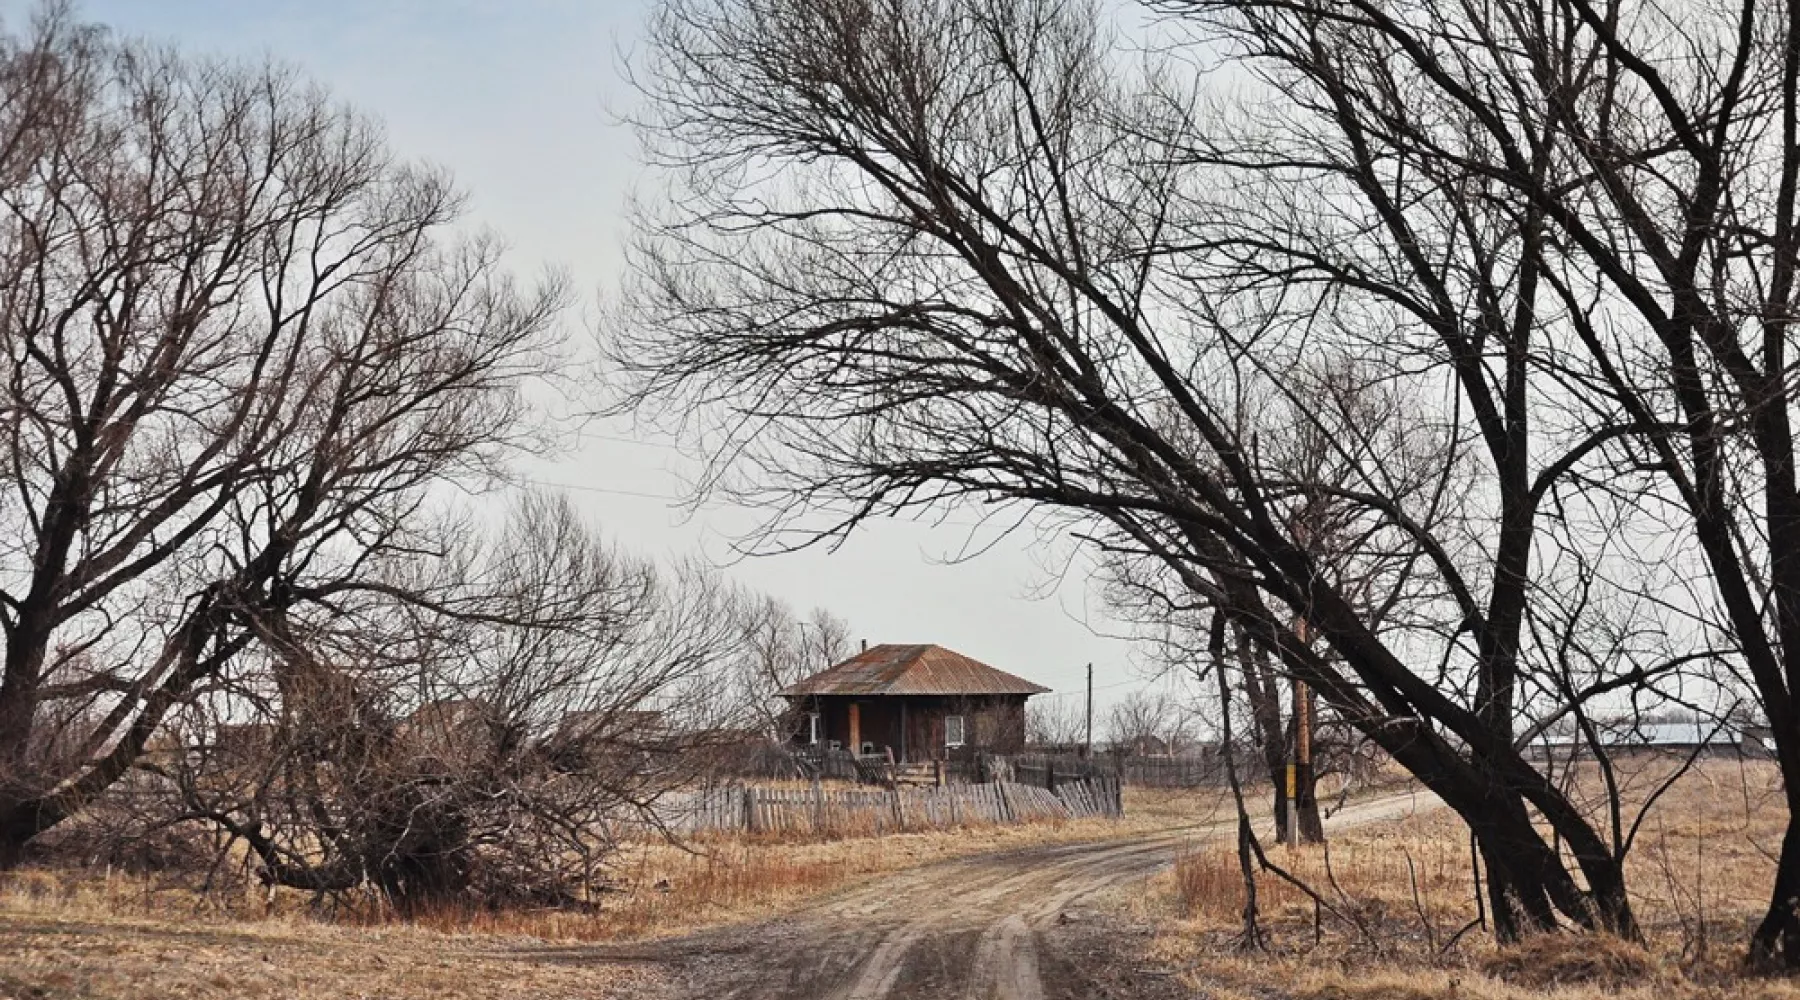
{"left": 778, "top": 644, "right": 1051, "bottom": 698}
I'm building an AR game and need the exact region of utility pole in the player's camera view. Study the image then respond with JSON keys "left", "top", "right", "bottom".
{"left": 1292, "top": 617, "right": 1317, "bottom": 846}
{"left": 1288, "top": 678, "right": 1308, "bottom": 848}
{"left": 1084, "top": 663, "right": 1093, "bottom": 759}
{"left": 1295, "top": 678, "right": 1312, "bottom": 801}
{"left": 1285, "top": 762, "right": 1299, "bottom": 848}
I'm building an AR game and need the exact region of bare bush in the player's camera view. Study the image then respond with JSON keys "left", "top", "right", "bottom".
{"left": 121, "top": 496, "right": 748, "bottom": 914}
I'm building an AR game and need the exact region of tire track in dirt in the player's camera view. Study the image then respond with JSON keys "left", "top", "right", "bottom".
{"left": 962, "top": 915, "right": 1040, "bottom": 1000}
{"left": 540, "top": 790, "right": 1435, "bottom": 999}
{"left": 713, "top": 834, "right": 1215, "bottom": 999}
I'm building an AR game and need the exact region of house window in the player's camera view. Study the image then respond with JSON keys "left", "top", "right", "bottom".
{"left": 945, "top": 715, "right": 966, "bottom": 748}
{"left": 806, "top": 712, "right": 820, "bottom": 745}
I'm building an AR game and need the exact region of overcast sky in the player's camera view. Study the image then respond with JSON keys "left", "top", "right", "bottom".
{"left": 46, "top": 0, "right": 1171, "bottom": 716}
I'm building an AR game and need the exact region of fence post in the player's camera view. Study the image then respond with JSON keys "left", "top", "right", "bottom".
{"left": 742, "top": 783, "right": 757, "bottom": 834}
{"left": 890, "top": 785, "right": 907, "bottom": 830}
{"left": 995, "top": 780, "right": 1014, "bottom": 823}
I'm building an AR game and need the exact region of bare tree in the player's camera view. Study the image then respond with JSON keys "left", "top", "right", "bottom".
{"left": 612, "top": 0, "right": 1789, "bottom": 946}
{"left": 1152, "top": 0, "right": 1800, "bottom": 959}
{"left": 1104, "top": 690, "right": 1187, "bottom": 756}
{"left": 1025, "top": 696, "right": 1086, "bottom": 749}
{"left": 733, "top": 596, "right": 852, "bottom": 740}
{"left": 142, "top": 495, "right": 744, "bottom": 913}
{"left": 1103, "top": 358, "right": 1453, "bottom": 843}
{"left": 0, "top": 5, "right": 565, "bottom": 866}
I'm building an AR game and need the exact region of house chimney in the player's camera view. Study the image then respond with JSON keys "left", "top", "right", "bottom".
{"left": 861, "top": 638, "right": 868, "bottom": 652}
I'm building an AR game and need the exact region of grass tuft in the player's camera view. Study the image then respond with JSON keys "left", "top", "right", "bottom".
{"left": 1480, "top": 933, "right": 1658, "bottom": 990}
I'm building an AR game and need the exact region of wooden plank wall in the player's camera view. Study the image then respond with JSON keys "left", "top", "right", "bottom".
{"left": 638, "top": 775, "right": 1122, "bottom": 838}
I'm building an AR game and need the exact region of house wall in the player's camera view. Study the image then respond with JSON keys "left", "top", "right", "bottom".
{"left": 789, "top": 694, "right": 1030, "bottom": 762}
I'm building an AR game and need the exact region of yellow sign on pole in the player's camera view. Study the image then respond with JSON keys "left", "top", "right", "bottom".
{"left": 1286, "top": 762, "right": 1296, "bottom": 798}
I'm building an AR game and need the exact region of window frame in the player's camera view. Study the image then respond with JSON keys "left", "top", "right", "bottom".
{"left": 945, "top": 714, "right": 967, "bottom": 748}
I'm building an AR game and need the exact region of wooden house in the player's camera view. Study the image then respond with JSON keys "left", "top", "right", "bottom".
{"left": 779, "top": 644, "right": 1049, "bottom": 762}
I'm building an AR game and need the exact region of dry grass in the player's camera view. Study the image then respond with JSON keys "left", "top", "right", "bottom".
{"left": 0, "top": 785, "right": 1219, "bottom": 999}
{"left": 396, "top": 784, "right": 1213, "bottom": 939}
{"left": 1130, "top": 758, "right": 1797, "bottom": 1000}
{"left": 0, "top": 906, "right": 666, "bottom": 1000}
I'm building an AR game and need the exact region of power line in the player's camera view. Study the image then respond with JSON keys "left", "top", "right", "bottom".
{"left": 516, "top": 475, "right": 1015, "bottom": 531}
{"left": 1036, "top": 676, "right": 1142, "bottom": 699}
{"left": 579, "top": 430, "right": 685, "bottom": 451}
{"left": 517, "top": 477, "right": 690, "bottom": 503}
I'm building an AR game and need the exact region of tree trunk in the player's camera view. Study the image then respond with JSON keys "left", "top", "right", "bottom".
{"left": 1264, "top": 760, "right": 1324, "bottom": 843}
{"left": 1295, "top": 758, "right": 1324, "bottom": 843}
{"left": 0, "top": 804, "right": 38, "bottom": 870}
{"left": 1463, "top": 800, "right": 1564, "bottom": 941}
{"left": 1239, "top": 629, "right": 1299, "bottom": 843}
{"left": 1294, "top": 683, "right": 1323, "bottom": 843}
{"left": 1363, "top": 716, "right": 1639, "bottom": 942}
{"left": 1267, "top": 764, "right": 1290, "bottom": 841}
{"left": 1752, "top": 806, "right": 1800, "bottom": 968}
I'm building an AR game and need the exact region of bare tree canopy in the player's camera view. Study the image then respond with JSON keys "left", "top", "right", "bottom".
{"left": 133, "top": 494, "right": 748, "bottom": 912}
{"left": 617, "top": 0, "right": 1800, "bottom": 960}
{"left": 732, "top": 596, "right": 852, "bottom": 740}
{"left": 1025, "top": 696, "right": 1086, "bottom": 749}
{"left": 1104, "top": 690, "right": 1191, "bottom": 757}
{"left": 0, "top": 4, "right": 566, "bottom": 865}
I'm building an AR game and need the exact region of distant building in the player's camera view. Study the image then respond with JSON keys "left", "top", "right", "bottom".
{"left": 1528, "top": 719, "right": 1749, "bottom": 759}
{"left": 1626, "top": 720, "right": 1742, "bottom": 752}
{"left": 403, "top": 697, "right": 513, "bottom": 764}
{"left": 1110, "top": 735, "right": 1174, "bottom": 757}
{"left": 779, "top": 644, "right": 1049, "bottom": 762}
{"left": 1744, "top": 726, "right": 1778, "bottom": 758}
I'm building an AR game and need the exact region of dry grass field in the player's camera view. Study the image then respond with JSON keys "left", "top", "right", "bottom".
{"left": 9, "top": 769, "right": 1777, "bottom": 1000}
{"left": 0, "top": 785, "right": 1217, "bottom": 1000}
{"left": 1122, "top": 758, "right": 1796, "bottom": 1000}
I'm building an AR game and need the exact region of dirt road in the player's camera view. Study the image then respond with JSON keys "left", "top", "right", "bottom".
{"left": 564, "top": 790, "right": 1436, "bottom": 1000}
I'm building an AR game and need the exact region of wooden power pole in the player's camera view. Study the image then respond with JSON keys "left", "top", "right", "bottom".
{"left": 1084, "top": 663, "right": 1093, "bottom": 759}
{"left": 1288, "top": 615, "right": 1318, "bottom": 846}
{"left": 1290, "top": 677, "right": 1310, "bottom": 847}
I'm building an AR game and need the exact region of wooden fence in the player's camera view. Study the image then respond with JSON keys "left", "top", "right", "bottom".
{"left": 643, "top": 775, "right": 1121, "bottom": 838}
{"left": 712, "top": 741, "right": 1233, "bottom": 789}
{"left": 1007, "top": 752, "right": 1229, "bottom": 789}
{"left": 1118, "top": 754, "right": 1229, "bottom": 788}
